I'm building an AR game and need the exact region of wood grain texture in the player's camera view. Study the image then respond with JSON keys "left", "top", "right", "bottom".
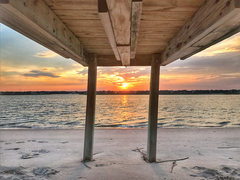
{"left": 0, "top": 0, "right": 87, "bottom": 65}
{"left": 107, "top": 0, "right": 131, "bottom": 45}
{"left": 98, "top": 0, "right": 121, "bottom": 60}
{"left": 117, "top": 46, "right": 130, "bottom": 66}
{"left": 161, "top": 0, "right": 240, "bottom": 65}
{"left": 83, "top": 54, "right": 97, "bottom": 161}
{"left": 44, "top": 0, "right": 97, "bottom": 10}
{"left": 147, "top": 54, "right": 161, "bottom": 162}
{"left": 131, "top": 0, "right": 142, "bottom": 59}
{"left": 96, "top": 54, "right": 157, "bottom": 66}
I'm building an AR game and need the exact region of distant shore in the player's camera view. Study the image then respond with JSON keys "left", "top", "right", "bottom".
{"left": 1, "top": 89, "right": 240, "bottom": 95}
{"left": 0, "top": 128, "right": 240, "bottom": 179}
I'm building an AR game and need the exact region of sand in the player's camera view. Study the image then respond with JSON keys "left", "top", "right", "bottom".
{"left": 0, "top": 128, "right": 240, "bottom": 180}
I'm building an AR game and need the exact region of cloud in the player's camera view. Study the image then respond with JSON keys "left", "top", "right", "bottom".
{"left": 23, "top": 70, "right": 60, "bottom": 78}
{"left": 77, "top": 68, "right": 88, "bottom": 75}
{"left": 41, "top": 67, "right": 56, "bottom": 71}
{"left": 34, "top": 51, "right": 58, "bottom": 58}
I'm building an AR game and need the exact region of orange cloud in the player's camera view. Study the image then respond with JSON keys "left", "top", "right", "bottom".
{"left": 34, "top": 51, "right": 59, "bottom": 58}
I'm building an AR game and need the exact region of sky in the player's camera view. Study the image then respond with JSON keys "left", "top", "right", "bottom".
{"left": 0, "top": 23, "right": 239, "bottom": 91}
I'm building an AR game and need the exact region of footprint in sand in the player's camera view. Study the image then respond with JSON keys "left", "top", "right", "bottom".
{"left": 21, "top": 153, "right": 39, "bottom": 159}
{"left": 32, "top": 149, "right": 49, "bottom": 154}
{"left": 5, "top": 148, "right": 20, "bottom": 150}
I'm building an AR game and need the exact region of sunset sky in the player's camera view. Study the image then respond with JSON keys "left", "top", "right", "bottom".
{"left": 0, "top": 23, "right": 240, "bottom": 91}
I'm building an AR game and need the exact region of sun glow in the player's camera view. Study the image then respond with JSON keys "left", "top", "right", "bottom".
{"left": 121, "top": 83, "right": 129, "bottom": 88}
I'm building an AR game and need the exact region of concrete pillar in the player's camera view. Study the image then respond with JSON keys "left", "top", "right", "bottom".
{"left": 83, "top": 54, "right": 97, "bottom": 161}
{"left": 147, "top": 54, "right": 160, "bottom": 162}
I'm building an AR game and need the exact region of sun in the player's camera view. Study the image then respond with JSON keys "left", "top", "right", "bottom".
{"left": 121, "top": 83, "right": 129, "bottom": 89}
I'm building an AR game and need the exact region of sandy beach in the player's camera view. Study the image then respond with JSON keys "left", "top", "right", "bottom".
{"left": 0, "top": 128, "right": 240, "bottom": 179}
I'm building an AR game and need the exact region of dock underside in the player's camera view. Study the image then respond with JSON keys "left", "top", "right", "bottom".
{"left": 1, "top": 0, "right": 240, "bottom": 162}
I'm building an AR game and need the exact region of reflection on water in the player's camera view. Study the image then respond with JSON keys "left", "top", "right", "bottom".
{"left": 0, "top": 94, "right": 239, "bottom": 129}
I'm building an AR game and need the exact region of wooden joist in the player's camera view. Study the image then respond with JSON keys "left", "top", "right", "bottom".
{"left": 98, "top": 0, "right": 121, "bottom": 61}
{"left": 0, "top": 0, "right": 87, "bottom": 65}
{"left": 130, "top": 0, "right": 142, "bottom": 59}
{"left": 161, "top": 0, "right": 240, "bottom": 66}
{"left": 98, "top": 0, "right": 142, "bottom": 66}
{"left": 96, "top": 54, "right": 160, "bottom": 66}
{"left": 107, "top": 0, "right": 131, "bottom": 45}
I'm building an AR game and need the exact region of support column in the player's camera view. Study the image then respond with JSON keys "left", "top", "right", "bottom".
{"left": 147, "top": 54, "right": 160, "bottom": 162}
{"left": 83, "top": 54, "right": 97, "bottom": 161}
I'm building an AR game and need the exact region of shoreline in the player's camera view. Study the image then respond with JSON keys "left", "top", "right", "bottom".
{"left": 1, "top": 128, "right": 240, "bottom": 179}
{"left": 1, "top": 126, "right": 240, "bottom": 130}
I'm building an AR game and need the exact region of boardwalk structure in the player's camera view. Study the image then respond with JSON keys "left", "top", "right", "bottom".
{"left": 0, "top": 0, "right": 240, "bottom": 162}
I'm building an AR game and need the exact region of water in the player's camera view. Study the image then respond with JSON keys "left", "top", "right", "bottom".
{"left": 0, "top": 94, "right": 239, "bottom": 129}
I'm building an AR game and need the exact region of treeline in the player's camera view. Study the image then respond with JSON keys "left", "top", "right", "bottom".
{"left": 1, "top": 89, "right": 240, "bottom": 95}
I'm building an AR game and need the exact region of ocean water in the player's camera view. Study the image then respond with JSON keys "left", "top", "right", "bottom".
{"left": 0, "top": 94, "right": 239, "bottom": 129}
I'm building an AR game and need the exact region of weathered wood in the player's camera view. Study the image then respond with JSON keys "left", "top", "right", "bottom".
{"left": 161, "top": 0, "right": 240, "bottom": 65}
{"left": 117, "top": 46, "right": 130, "bottom": 66}
{"left": 141, "top": 11, "right": 195, "bottom": 21}
{"left": 147, "top": 54, "right": 161, "bottom": 162}
{"left": 44, "top": 0, "right": 97, "bottom": 10}
{"left": 181, "top": 24, "right": 240, "bottom": 60}
{"left": 130, "top": 0, "right": 142, "bottom": 59}
{"left": 98, "top": 0, "right": 121, "bottom": 60}
{"left": 107, "top": 0, "right": 131, "bottom": 45}
{"left": 0, "top": 0, "right": 87, "bottom": 65}
{"left": 53, "top": 9, "right": 100, "bottom": 20}
{"left": 142, "top": 0, "right": 205, "bottom": 11}
{"left": 136, "top": 45, "right": 166, "bottom": 54}
{"left": 97, "top": 54, "right": 159, "bottom": 66}
{"left": 83, "top": 54, "right": 97, "bottom": 161}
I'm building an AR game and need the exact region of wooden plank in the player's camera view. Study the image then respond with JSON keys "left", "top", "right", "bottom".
{"left": 0, "top": 0, "right": 87, "bottom": 65}
{"left": 147, "top": 54, "right": 161, "bottom": 163}
{"left": 136, "top": 45, "right": 166, "bottom": 54}
{"left": 64, "top": 20, "right": 103, "bottom": 27}
{"left": 107, "top": 0, "right": 131, "bottom": 45}
{"left": 98, "top": 0, "right": 121, "bottom": 61}
{"left": 96, "top": 54, "right": 157, "bottom": 66}
{"left": 75, "top": 32, "right": 107, "bottom": 38}
{"left": 78, "top": 37, "right": 112, "bottom": 46}
{"left": 130, "top": 0, "right": 142, "bottom": 59}
{"left": 87, "top": 48, "right": 114, "bottom": 55}
{"left": 117, "top": 46, "right": 130, "bottom": 66}
{"left": 44, "top": 0, "right": 97, "bottom": 10}
{"left": 141, "top": 11, "right": 195, "bottom": 21}
{"left": 83, "top": 54, "right": 97, "bottom": 161}
{"left": 142, "top": 0, "right": 205, "bottom": 11}
{"left": 85, "top": 45, "right": 112, "bottom": 49}
{"left": 140, "top": 21, "right": 186, "bottom": 29}
{"left": 137, "top": 39, "right": 168, "bottom": 46}
{"left": 52, "top": 9, "right": 100, "bottom": 20}
{"left": 161, "top": 0, "right": 240, "bottom": 65}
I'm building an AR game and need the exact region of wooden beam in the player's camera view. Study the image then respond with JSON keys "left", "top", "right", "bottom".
{"left": 181, "top": 24, "right": 240, "bottom": 60}
{"left": 107, "top": 0, "right": 131, "bottom": 45}
{"left": 83, "top": 54, "right": 97, "bottom": 161}
{"left": 117, "top": 46, "right": 130, "bottom": 66}
{"left": 147, "top": 54, "right": 161, "bottom": 163}
{"left": 98, "top": 0, "right": 121, "bottom": 61}
{"left": 161, "top": 0, "right": 240, "bottom": 66}
{"left": 96, "top": 54, "right": 161, "bottom": 66}
{"left": 131, "top": 0, "right": 142, "bottom": 59}
{"left": 107, "top": 0, "right": 131, "bottom": 66}
{"left": 0, "top": 0, "right": 87, "bottom": 65}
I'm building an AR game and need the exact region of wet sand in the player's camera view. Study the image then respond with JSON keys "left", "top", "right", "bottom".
{"left": 0, "top": 128, "right": 240, "bottom": 179}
